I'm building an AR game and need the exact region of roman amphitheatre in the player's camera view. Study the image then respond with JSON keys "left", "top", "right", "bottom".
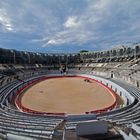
{"left": 0, "top": 45, "right": 140, "bottom": 139}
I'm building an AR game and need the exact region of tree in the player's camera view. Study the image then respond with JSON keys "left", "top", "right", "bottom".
{"left": 79, "top": 50, "right": 89, "bottom": 53}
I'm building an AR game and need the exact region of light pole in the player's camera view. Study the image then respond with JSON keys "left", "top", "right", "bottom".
{"left": 134, "top": 47, "right": 137, "bottom": 60}
{"left": 28, "top": 53, "right": 30, "bottom": 64}
{"left": 109, "top": 50, "right": 112, "bottom": 62}
{"left": 11, "top": 50, "right": 15, "bottom": 65}
{"left": 37, "top": 53, "right": 41, "bottom": 64}
{"left": 24, "top": 52, "right": 30, "bottom": 64}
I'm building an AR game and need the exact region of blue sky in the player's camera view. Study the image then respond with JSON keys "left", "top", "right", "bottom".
{"left": 0, "top": 0, "right": 140, "bottom": 53}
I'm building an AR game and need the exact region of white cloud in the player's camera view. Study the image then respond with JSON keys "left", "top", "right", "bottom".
{"left": 47, "top": 39, "right": 57, "bottom": 45}
{"left": 0, "top": 9, "right": 13, "bottom": 31}
{"left": 64, "top": 16, "right": 79, "bottom": 28}
{"left": 36, "top": 0, "right": 140, "bottom": 51}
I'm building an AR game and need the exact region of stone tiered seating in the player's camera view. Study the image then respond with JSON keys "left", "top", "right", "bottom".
{"left": 0, "top": 73, "right": 64, "bottom": 139}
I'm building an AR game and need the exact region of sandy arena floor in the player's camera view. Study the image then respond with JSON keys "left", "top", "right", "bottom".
{"left": 20, "top": 77, "right": 123, "bottom": 115}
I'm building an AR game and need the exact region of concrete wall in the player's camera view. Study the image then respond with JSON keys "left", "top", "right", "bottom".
{"left": 76, "top": 120, "right": 108, "bottom": 136}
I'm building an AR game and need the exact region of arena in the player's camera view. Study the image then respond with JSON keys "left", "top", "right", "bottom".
{"left": 16, "top": 76, "right": 119, "bottom": 115}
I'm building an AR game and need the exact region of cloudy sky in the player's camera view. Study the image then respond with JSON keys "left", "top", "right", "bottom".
{"left": 0, "top": 0, "right": 140, "bottom": 53}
